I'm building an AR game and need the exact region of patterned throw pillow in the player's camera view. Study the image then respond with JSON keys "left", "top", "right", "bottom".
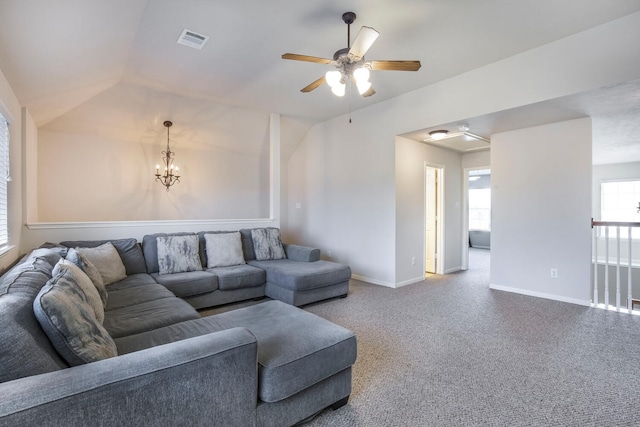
{"left": 157, "top": 235, "right": 203, "bottom": 275}
{"left": 66, "top": 248, "right": 107, "bottom": 307}
{"left": 52, "top": 259, "right": 105, "bottom": 324}
{"left": 251, "top": 228, "right": 286, "bottom": 261}
{"left": 33, "top": 267, "right": 117, "bottom": 366}
{"left": 77, "top": 242, "right": 127, "bottom": 286}
{"left": 204, "top": 232, "right": 246, "bottom": 268}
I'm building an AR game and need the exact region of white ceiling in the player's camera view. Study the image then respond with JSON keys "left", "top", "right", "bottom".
{"left": 1, "top": 0, "right": 640, "bottom": 163}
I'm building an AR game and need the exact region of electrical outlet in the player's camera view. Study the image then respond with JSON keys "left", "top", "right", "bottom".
{"left": 550, "top": 268, "right": 558, "bottom": 279}
{"left": 411, "top": 256, "right": 416, "bottom": 265}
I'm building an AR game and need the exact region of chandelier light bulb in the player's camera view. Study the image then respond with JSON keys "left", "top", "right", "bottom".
{"left": 325, "top": 70, "right": 342, "bottom": 87}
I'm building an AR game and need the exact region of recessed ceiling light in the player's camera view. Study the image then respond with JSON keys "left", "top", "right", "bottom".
{"left": 429, "top": 130, "right": 449, "bottom": 140}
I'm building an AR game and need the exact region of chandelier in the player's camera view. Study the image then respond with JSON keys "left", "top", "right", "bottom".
{"left": 155, "top": 120, "right": 180, "bottom": 191}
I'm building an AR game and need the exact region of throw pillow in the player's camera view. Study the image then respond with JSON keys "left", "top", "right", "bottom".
{"left": 52, "top": 259, "right": 105, "bottom": 324}
{"left": 77, "top": 242, "right": 127, "bottom": 286}
{"left": 157, "top": 234, "right": 203, "bottom": 275}
{"left": 33, "top": 267, "right": 117, "bottom": 366}
{"left": 204, "top": 232, "right": 246, "bottom": 268}
{"left": 251, "top": 228, "right": 286, "bottom": 261}
{"left": 66, "top": 248, "right": 107, "bottom": 308}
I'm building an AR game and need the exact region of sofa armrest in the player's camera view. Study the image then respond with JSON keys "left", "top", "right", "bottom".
{"left": 284, "top": 244, "right": 321, "bottom": 262}
{"left": 0, "top": 327, "right": 257, "bottom": 426}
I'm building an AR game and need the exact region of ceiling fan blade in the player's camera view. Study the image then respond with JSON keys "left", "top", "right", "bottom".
{"left": 301, "top": 76, "right": 326, "bottom": 93}
{"left": 282, "top": 53, "right": 332, "bottom": 64}
{"left": 348, "top": 26, "right": 379, "bottom": 61}
{"left": 369, "top": 60, "right": 422, "bottom": 71}
{"left": 362, "top": 86, "right": 376, "bottom": 97}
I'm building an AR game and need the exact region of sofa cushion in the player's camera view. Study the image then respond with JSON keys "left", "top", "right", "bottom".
{"left": 239, "top": 229, "right": 257, "bottom": 261}
{"left": 142, "top": 232, "right": 196, "bottom": 274}
{"left": 249, "top": 259, "right": 352, "bottom": 292}
{"left": 52, "top": 259, "right": 105, "bottom": 324}
{"left": 0, "top": 256, "right": 68, "bottom": 383}
{"left": 77, "top": 242, "right": 127, "bottom": 286}
{"left": 207, "top": 264, "right": 265, "bottom": 291}
{"left": 157, "top": 235, "right": 203, "bottom": 275}
{"left": 103, "top": 297, "right": 200, "bottom": 339}
{"left": 251, "top": 228, "right": 286, "bottom": 261}
{"left": 212, "top": 300, "right": 357, "bottom": 403}
{"left": 65, "top": 248, "right": 107, "bottom": 308}
{"left": 151, "top": 271, "right": 218, "bottom": 297}
{"left": 60, "top": 238, "right": 147, "bottom": 275}
{"left": 203, "top": 232, "right": 246, "bottom": 268}
{"left": 33, "top": 267, "right": 117, "bottom": 366}
{"left": 105, "top": 275, "right": 175, "bottom": 311}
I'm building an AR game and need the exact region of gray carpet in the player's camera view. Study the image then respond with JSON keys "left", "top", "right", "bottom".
{"left": 203, "top": 249, "right": 640, "bottom": 426}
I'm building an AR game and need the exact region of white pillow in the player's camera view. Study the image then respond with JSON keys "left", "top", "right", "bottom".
{"left": 77, "top": 242, "right": 127, "bottom": 286}
{"left": 157, "top": 235, "right": 203, "bottom": 275}
{"left": 205, "top": 232, "right": 246, "bottom": 268}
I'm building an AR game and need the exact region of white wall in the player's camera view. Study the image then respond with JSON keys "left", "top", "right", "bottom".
{"left": 490, "top": 118, "right": 592, "bottom": 304}
{"left": 395, "top": 136, "right": 463, "bottom": 285}
{"left": 37, "top": 83, "right": 271, "bottom": 222}
{"left": 287, "top": 118, "right": 398, "bottom": 285}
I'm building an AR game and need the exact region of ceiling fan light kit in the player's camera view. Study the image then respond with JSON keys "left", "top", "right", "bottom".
{"left": 282, "top": 11, "right": 421, "bottom": 98}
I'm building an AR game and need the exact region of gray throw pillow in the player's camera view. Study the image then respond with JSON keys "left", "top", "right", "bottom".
{"left": 66, "top": 248, "right": 107, "bottom": 308}
{"left": 157, "top": 235, "right": 203, "bottom": 275}
{"left": 33, "top": 267, "right": 117, "bottom": 366}
{"left": 204, "top": 232, "right": 246, "bottom": 268}
{"left": 251, "top": 228, "right": 286, "bottom": 261}
{"left": 52, "top": 259, "right": 105, "bottom": 324}
{"left": 77, "top": 242, "right": 127, "bottom": 286}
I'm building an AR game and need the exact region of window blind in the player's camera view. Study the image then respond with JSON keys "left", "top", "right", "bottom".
{"left": 0, "top": 113, "right": 9, "bottom": 247}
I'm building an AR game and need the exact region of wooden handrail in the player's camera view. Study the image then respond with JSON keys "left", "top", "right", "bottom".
{"left": 592, "top": 219, "right": 640, "bottom": 228}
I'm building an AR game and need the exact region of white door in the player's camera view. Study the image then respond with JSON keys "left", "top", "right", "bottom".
{"left": 425, "top": 167, "right": 438, "bottom": 273}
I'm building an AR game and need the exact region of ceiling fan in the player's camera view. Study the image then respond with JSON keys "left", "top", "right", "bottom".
{"left": 282, "top": 11, "right": 421, "bottom": 98}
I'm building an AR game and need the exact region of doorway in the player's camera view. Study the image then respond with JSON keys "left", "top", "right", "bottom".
{"left": 462, "top": 167, "right": 491, "bottom": 270}
{"left": 425, "top": 164, "right": 444, "bottom": 275}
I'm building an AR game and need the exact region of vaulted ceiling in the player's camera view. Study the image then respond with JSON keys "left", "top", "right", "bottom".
{"left": 1, "top": 0, "right": 640, "bottom": 163}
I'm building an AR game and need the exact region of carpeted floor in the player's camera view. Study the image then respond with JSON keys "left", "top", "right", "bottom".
{"left": 202, "top": 249, "right": 640, "bottom": 426}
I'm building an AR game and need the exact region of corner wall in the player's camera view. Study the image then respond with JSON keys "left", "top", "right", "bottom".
{"left": 490, "top": 118, "right": 592, "bottom": 304}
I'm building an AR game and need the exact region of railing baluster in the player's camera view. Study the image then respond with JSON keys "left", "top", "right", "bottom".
{"left": 591, "top": 221, "right": 639, "bottom": 314}
{"left": 629, "top": 226, "right": 633, "bottom": 312}
{"left": 616, "top": 226, "right": 621, "bottom": 311}
{"left": 605, "top": 226, "right": 609, "bottom": 308}
{"left": 593, "top": 226, "right": 599, "bottom": 307}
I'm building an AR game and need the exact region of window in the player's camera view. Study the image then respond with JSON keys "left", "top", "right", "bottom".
{"left": 600, "top": 180, "right": 640, "bottom": 239}
{"left": 0, "top": 111, "right": 9, "bottom": 247}
{"left": 469, "top": 188, "right": 491, "bottom": 231}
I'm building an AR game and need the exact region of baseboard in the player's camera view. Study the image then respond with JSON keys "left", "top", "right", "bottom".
{"left": 395, "top": 277, "right": 425, "bottom": 288}
{"left": 351, "top": 274, "right": 395, "bottom": 288}
{"left": 443, "top": 266, "right": 462, "bottom": 274}
{"left": 489, "top": 284, "right": 591, "bottom": 307}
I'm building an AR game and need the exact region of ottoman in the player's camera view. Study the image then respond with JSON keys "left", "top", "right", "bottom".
{"left": 249, "top": 259, "right": 352, "bottom": 306}
{"left": 213, "top": 300, "right": 357, "bottom": 426}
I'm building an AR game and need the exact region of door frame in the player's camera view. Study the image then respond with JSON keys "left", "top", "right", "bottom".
{"left": 461, "top": 166, "right": 491, "bottom": 270}
{"left": 424, "top": 163, "right": 445, "bottom": 276}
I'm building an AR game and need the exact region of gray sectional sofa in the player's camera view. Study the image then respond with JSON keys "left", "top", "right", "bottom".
{"left": 0, "top": 229, "right": 357, "bottom": 426}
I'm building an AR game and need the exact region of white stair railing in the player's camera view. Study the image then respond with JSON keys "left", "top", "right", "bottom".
{"left": 591, "top": 220, "right": 640, "bottom": 313}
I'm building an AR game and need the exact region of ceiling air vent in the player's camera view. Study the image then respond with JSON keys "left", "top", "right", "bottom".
{"left": 177, "top": 29, "right": 209, "bottom": 50}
